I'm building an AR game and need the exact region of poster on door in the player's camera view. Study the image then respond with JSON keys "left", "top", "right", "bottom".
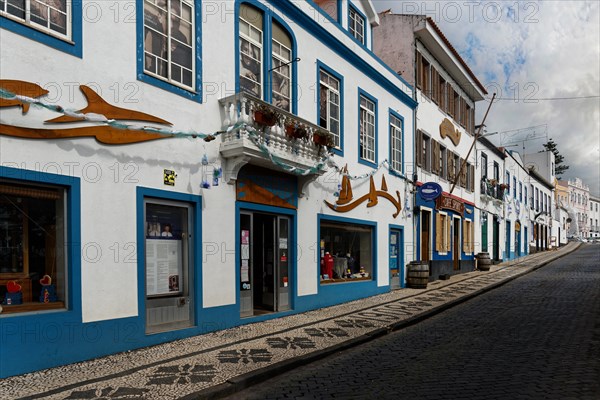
{"left": 146, "top": 239, "right": 183, "bottom": 296}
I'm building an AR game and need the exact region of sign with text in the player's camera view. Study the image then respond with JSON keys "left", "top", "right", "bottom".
{"left": 436, "top": 194, "right": 465, "bottom": 215}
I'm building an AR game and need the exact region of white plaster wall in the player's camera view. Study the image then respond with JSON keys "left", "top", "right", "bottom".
{"left": 1, "top": 0, "right": 415, "bottom": 320}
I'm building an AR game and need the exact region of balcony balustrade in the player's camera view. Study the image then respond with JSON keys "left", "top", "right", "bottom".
{"left": 218, "top": 93, "right": 333, "bottom": 191}
{"left": 480, "top": 179, "right": 507, "bottom": 202}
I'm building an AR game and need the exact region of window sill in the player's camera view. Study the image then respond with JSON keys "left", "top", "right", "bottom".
{"left": 0, "top": 301, "right": 65, "bottom": 315}
{"left": 321, "top": 276, "right": 371, "bottom": 285}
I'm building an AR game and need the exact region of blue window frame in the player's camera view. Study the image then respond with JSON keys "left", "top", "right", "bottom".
{"left": 137, "top": 0, "right": 202, "bottom": 102}
{"left": 0, "top": 0, "right": 82, "bottom": 57}
{"left": 358, "top": 88, "right": 378, "bottom": 168}
{"left": 513, "top": 176, "right": 517, "bottom": 198}
{"left": 389, "top": 109, "right": 404, "bottom": 175}
{"left": 519, "top": 182, "right": 523, "bottom": 202}
{"left": 348, "top": 2, "right": 366, "bottom": 46}
{"left": 236, "top": 1, "right": 298, "bottom": 114}
{"left": 525, "top": 185, "right": 528, "bottom": 206}
{"left": 317, "top": 60, "right": 344, "bottom": 155}
{"left": 318, "top": 214, "right": 377, "bottom": 284}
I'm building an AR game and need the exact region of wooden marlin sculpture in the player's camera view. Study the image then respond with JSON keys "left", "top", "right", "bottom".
{"left": 0, "top": 80, "right": 49, "bottom": 114}
{"left": 0, "top": 80, "right": 172, "bottom": 145}
{"left": 324, "top": 173, "right": 402, "bottom": 218}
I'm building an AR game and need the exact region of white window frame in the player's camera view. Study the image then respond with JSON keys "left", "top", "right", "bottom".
{"left": 1, "top": 0, "right": 71, "bottom": 40}
{"left": 143, "top": 0, "right": 196, "bottom": 90}
{"left": 239, "top": 14, "right": 263, "bottom": 98}
{"left": 319, "top": 69, "right": 341, "bottom": 148}
{"left": 271, "top": 36, "right": 292, "bottom": 112}
{"left": 360, "top": 95, "right": 376, "bottom": 163}
{"left": 390, "top": 114, "right": 403, "bottom": 173}
{"left": 349, "top": 6, "right": 365, "bottom": 45}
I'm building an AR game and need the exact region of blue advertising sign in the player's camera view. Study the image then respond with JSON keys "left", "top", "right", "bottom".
{"left": 419, "top": 182, "right": 443, "bottom": 201}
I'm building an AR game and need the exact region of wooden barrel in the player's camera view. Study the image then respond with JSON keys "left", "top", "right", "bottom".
{"left": 407, "top": 261, "right": 429, "bottom": 289}
{"left": 476, "top": 252, "right": 492, "bottom": 271}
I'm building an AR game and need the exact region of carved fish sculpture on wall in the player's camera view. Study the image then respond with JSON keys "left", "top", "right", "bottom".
{"left": 0, "top": 80, "right": 172, "bottom": 145}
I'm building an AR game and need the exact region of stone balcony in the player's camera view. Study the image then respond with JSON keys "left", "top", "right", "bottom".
{"left": 218, "top": 93, "right": 332, "bottom": 191}
{"left": 480, "top": 179, "right": 507, "bottom": 202}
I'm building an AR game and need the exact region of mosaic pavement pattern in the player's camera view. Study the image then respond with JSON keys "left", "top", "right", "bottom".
{"left": 0, "top": 244, "right": 579, "bottom": 400}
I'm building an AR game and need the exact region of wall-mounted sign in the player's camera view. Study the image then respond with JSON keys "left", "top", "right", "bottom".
{"left": 440, "top": 118, "right": 461, "bottom": 146}
{"left": 436, "top": 193, "right": 465, "bottom": 215}
{"left": 418, "top": 182, "right": 442, "bottom": 201}
{"left": 324, "top": 166, "right": 402, "bottom": 218}
{"left": 164, "top": 169, "right": 176, "bottom": 186}
{"left": 515, "top": 221, "right": 521, "bottom": 231}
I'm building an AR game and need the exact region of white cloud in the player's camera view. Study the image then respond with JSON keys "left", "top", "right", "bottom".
{"left": 372, "top": 0, "right": 600, "bottom": 194}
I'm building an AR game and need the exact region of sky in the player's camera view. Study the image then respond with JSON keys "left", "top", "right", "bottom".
{"left": 372, "top": 0, "right": 600, "bottom": 196}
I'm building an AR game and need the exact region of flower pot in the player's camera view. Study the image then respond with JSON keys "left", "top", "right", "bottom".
{"left": 254, "top": 110, "right": 277, "bottom": 127}
{"left": 286, "top": 125, "right": 306, "bottom": 140}
{"left": 313, "top": 133, "right": 328, "bottom": 146}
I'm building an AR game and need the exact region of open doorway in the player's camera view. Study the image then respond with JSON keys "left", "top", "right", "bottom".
{"left": 240, "top": 211, "right": 291, "bottom": 318}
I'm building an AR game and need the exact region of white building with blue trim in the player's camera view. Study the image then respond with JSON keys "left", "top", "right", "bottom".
{"left": 0, "top": 0, "right": 417, "bottom": 377}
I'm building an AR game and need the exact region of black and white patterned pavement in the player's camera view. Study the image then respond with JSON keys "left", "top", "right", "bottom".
{"left": 0, "top": 243, "right": 581, "bottom": 400}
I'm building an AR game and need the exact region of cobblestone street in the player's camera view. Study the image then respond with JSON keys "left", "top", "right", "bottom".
{"left": 228, "top": 244, "right": 600, "bottom": 400}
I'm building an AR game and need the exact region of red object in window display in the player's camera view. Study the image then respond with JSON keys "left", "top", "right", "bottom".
{"left": 322, "top": 252, "right": 334, "bottom": 279}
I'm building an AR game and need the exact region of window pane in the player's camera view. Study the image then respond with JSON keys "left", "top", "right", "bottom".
{"left": 320, "top": 220, "right": 373, "bottom": 283}
{"left": 0, "top": 182, "right": 66, "bottom": 312}
{"left": 144, "top": 0, "right": 195, "bottom": 89}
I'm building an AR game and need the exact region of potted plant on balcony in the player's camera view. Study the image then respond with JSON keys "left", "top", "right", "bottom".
{"left": 253, "top": 105, "right": 281, "bottom": 127}
{"left": 285, "top": 122, "right": 309, "bottom": 141}
{"left": 313, "top": 129, "right": 334, "bottom": 148}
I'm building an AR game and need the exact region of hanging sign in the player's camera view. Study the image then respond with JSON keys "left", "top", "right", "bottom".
{"left": 436, "top": 193, "right": 465, "bottom": 215}
{"left": 419, "top": 182, "right": 442, "bottom": 201}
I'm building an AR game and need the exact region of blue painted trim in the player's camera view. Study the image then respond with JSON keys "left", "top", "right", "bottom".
{"left": 317, "top": 213, "right": 378, "bottom": 288}
{"left": 317, "top": 60, "right": 344, "bottom": 156}
{"left": 235, "top": 201, "right": 297, "bottom": 315}
{"left": 389, "top": 224, "right": 405, "bottom": 288}
{"left": 347, "top": 1, "right": 367, "bottom": 48}
{"left": 264, "top": 0, "right": 417, "bottom": 110}
{"left": 388, "top": 108, "right": 405, "bottom": 177}
{"left": 0, "top": 166, "right": 82, "bottom": 377}
{"left": 235, "top": 1, "right": 298, "bottom": 114}
{"left": 0, "top": 3, "right": 82, "bottom": 57}
{"left": 136, "top": 0, "right": 203, "bottom": 102}
{"left": 357, "top": 87, "right": 378, "bottom": 169}
{"left": 136, "top": 187, "right": 203, "bottom": 330}
{"left": 337, "top": 0, "right": 343, "bottom": 23}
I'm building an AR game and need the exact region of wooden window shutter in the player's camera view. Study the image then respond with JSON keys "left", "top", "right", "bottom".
{"left": 469, "top": 221, "right": 475, "bottom": 253}
{"left": 416, "top": 52, "right": 423, "bottom": 89}
{"left": 469, "top": 164, "right": 475, "bottom": 191}
{"left": 447, "top": 151, "right": 454, "bottom": 181}
{"left": 446, "top": 217, "right": 451, "bottom": 252}
{"left": 432, "top": 69, "right": 439, "bottom": 103}
{"left": 435, "top": 213, "right": 442, "bottom": 252}
{"left": 416, "top": 130, "right": 423, "bottom": 167}
{"left": 463, "top": 219, "right": 469, "bottom": 253}
{"left": 459, "top": 157, "right": 467, "bottom": 188}
{"left": 432, "top": 140, "right": 439, "bottom": 175}
{"left": 448, "top": 86, "right": 455, "bottom": 117}
{"left": 470, "top": 108, "right": 475, "bottom": 134}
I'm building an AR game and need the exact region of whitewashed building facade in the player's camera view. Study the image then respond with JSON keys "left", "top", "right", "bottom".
{"left": 374, "top": 12, "right": 487, "bottom": 280}
{"left": 0, "top": 0, "right": 417, "bottom": 377}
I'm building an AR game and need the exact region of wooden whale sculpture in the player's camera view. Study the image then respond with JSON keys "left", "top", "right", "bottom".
{"left": 0, "top": 80, "right": 49, "bottom": 114}
{"left": 45, "top": 85, "right": 172, "bottom": 125}
{"left": 0, "top": 80, "right": 173, "bottom": 145}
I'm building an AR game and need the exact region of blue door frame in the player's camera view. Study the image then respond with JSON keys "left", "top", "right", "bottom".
{"left": 389, "top": 226, "right": 404, "bottom": 289}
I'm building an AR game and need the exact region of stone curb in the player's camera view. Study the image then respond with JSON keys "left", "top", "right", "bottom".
{"left": 189, "top": 243, "right": 582, "bottom": 400}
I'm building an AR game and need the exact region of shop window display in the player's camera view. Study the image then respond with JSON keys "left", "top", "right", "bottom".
{"left": 319, "top": 220, "right": 373, "bottom": 283}
{"left": 0, "top": 181, "right": 66, "bottom": 314}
